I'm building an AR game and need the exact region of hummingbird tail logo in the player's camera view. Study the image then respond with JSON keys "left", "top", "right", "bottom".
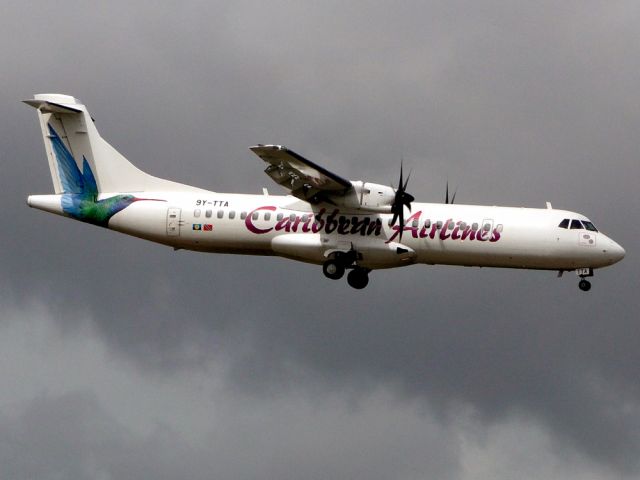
{"left": 48, "top": 125, "right": 163, "bottom": 227}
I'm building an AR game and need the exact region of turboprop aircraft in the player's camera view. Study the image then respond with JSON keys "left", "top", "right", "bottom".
{"left": 25, "top": 94, "right": 625, "bottom": 291}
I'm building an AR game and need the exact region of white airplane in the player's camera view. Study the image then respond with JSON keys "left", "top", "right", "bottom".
{"left": 25, "top": 93, "right": 625, "bottom": 291}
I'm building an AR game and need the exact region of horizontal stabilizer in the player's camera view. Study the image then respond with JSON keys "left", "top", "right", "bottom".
{"left": 23, "top": 99, "right": 82, "bottom": 114}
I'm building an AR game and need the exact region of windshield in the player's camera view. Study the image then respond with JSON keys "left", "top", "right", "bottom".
{"left": 557, "top": 218, "right": 599, "bottom": 232}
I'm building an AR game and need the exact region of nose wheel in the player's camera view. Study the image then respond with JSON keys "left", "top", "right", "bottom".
{"left": 578, "top": 279, "right": 592, "bottom": 291}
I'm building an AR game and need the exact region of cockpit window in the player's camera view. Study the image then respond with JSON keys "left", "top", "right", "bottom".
{"left": 559, "top": 218, "right": 598, "bottom": 231}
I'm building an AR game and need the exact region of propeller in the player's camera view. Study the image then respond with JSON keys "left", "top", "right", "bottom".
{"left": 390, "top": 162, "right": 415, "bottom": 241}
{"left": 445, "top": 181, "right": 457, "bottom": 204}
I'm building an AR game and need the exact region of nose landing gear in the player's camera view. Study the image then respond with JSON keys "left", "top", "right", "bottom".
{"left": 578, "top": 279, "right": 592, "bottom": 291}
{"left": 576, "top": 267, "right": 593, "bottom": 292}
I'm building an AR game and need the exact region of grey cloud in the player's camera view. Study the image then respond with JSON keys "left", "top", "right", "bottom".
{"left": 0, "top": 389, "right": 459, "bottom": 480}
{"left": 0, "top": 391, "right": 214, "bottom": 480}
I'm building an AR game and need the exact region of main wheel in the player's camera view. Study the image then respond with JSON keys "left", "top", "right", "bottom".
{"left": 347, "top": 269, "right": 369, "bottom": 289}
{"left": 323, "top": 259, "right": 345, "bottom": 280}
{"left": 578, "top": 279, "right": 591, "bottom": 292}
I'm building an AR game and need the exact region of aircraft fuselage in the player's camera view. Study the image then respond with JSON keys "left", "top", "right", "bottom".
{"left": 28, "top": 191, "right": 625, "bottom": 273}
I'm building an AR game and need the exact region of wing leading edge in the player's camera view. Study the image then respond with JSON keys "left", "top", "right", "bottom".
{"left": 250, "top": 145, "right": 352, "bottom": 203}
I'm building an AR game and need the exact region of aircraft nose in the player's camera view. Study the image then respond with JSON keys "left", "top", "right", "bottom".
{"left": 605, "top": 238, "right": 625, "bottom": 265}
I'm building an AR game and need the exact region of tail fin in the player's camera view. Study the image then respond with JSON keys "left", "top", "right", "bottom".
{"left": 24, "top": 94, "right": 203, "bottom": 194}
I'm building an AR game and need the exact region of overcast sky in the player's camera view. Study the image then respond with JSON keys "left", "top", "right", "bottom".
{"left": 1, "top": 1, "right": 639, "bottom": 479}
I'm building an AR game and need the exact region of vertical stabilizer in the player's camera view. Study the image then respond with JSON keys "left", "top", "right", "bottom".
{"left": 24, "top": 94, "right": 204, "bottom": 194}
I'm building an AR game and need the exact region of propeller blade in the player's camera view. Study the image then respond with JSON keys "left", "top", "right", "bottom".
{"left": 402, "top": 169, "right": 411, "bottom": 191}
{"left": 391, "top": 208, "right": 399, "bottom": 227}
{"left": 403, "top": 192, "right": 414, "bottom": 208}
{"left": 445, "top": 181, "right": 457, "bottom": 204}
{"left": 392, "top": 162, "right": 415, "bottom": 241}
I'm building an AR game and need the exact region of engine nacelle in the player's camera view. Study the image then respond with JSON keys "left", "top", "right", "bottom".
{"left": 335, "top": 181, "right": 396, "bottom": 212}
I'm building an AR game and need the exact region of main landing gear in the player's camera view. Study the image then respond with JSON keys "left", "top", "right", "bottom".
{"left": 322, "top": 259, "right": 345, "bottom": 280}
{"left": 347, "top": 268, "right": 369, "bottom": 289}
{"left": 322, "top": 252, "right": 370, "bottom": 289}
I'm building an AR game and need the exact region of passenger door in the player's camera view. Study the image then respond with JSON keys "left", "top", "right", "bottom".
{"left": 166, "top": 208, "right": 181, "bottom": 236}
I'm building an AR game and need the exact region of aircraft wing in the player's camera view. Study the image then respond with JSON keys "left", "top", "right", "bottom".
{"left": 250, "top": 145, "right": 352, "bottom": 203}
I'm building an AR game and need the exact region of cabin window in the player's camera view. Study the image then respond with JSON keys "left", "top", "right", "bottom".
{"left": 459, "top": 222, "right": 467, "bottom": 229}
{"left": 264, "top": 212, "right": 271, "bottom": 221}
{"left": 582, "top": 221, "right": 598, "bottom": 232}
{"left": 289, "top": 213, "right": 296, "bottom": 222}
{"left": 424, "top": 219, "right": 431, "bottom": 228}
{"left": 217, "top": 210, "right": 224, "bottom": 219}
{"left": 302, "top": 214, "right": 309, "bottom": 222}
{"left": 471, "top": 222, "right": 479, "bottom": 231}
{"left": 277, "top": 213, "right": 284, "bottom": 221}
{"left": 483, "top": 223, "right": 491, "bottom": 232}
{"left": 448, "top": 222, "right": 455, "bottom": 230}
{"left": 570, "top": 219, "right": 582, "bottom": 229}
{"left": 412, "top": 218, "right": 419, "bottom": 228}
{"left": 229, "top": 211, "right": 236, "bottom": 219}
{"left": 194, "top": 209, "right": 201, "bottom": 218}
{"left": 205, "top": 209, "right": 212, "bottom": 218}
{"left": 558, "top": 219, "right": 570, "bottom": 229}
{"left": 496, "top": 224, "right": 503, "bottom": 233}
{"left": 436, "top": 221, "right": 443, "bottom": 229}
{"left": 240, "top": 212, "right": 247, "bottom": 220}
{"left": 252, "top": 211, "right": 259, "bottom": 220}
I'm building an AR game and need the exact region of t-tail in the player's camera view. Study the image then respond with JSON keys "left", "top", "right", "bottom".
{"left": 25, "top": 93, "right": 202, "bottom": 225}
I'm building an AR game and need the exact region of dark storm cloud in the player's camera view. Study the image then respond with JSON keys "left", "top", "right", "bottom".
{"left": 1, "top": 1, "right": 639, "bottom": 478}
{"left": 0, "top": 375, "right": 458, "bottom": 480}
